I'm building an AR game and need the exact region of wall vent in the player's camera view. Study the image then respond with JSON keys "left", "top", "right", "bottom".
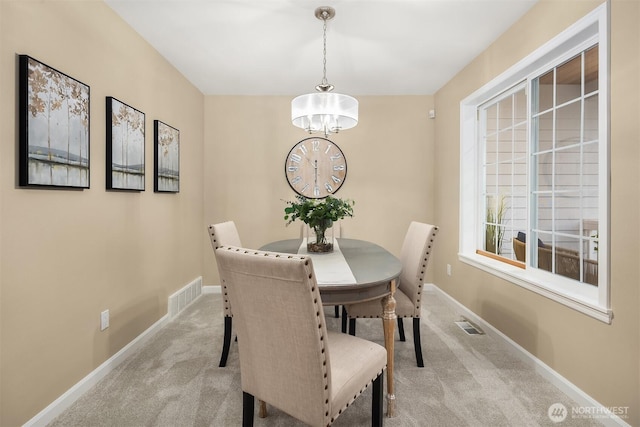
{"left": 168, "top": 277, "right": 202, "bottom": 319}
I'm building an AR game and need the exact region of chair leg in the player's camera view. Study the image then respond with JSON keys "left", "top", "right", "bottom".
{"left": 219, "top": 316, "right": 232, "bottom": 367}
{"left": 348, "top": 318, "right": 356, "bottom": 336}
{"left": 341, "top": 306, "right": 348, "bottom": 333}
{"left": 242, "top": 391, "right": 255, "bottom": 427}
{"left": 334, "top": 305, "right": 340, "bottom": 318}
{"left": 372, "top": 372, "right": 384, "bottom": 427}
{"left": 413, "top": 317, "right": 424, "bottom": 368}
{"left": 397, "top": 317, "right": 406, "bottom": 341}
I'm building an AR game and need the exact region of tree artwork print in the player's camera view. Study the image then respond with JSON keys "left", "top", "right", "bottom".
{"left": 153, "top": 120, "right": 179, "bottom": 193}
{"left": 19, "top": 55, "right": 90, "bottom": 188}
{"left": 106, "top": 97, "right": 145, "bottom": 191}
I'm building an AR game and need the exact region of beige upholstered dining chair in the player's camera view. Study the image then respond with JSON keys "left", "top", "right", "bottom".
{"left": 345, "top": 221, "right": 439, "bottom": 368}
{"left": 215, "top": 246, "right": 387, "bottom": 427}
{"left": 208, "top": 221, "right": 242, "bottom": 367}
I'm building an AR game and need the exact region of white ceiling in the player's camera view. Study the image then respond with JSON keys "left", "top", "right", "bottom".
{"left": 104, "top": 0, "right": 538, "bottom": 96}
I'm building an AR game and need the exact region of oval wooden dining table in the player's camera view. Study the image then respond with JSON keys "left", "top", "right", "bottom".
{"left": 260, "top": 238, "right": 402, "bottom": 417}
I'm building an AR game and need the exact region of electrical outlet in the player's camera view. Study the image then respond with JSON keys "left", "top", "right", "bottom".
{"left": 447, "top": 264, "right": 452, "bottom": 276}
{"left": 100, "top": 310, "right": 110, "bottom": 331}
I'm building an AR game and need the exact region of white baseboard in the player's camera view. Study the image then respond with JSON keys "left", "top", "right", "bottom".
{"left": 24, "top": 276, "right": 204, "bottom": 427}
{"left": 425, "top": 284, "right": 631, "bottom": 427}
{"left": 203, "top": 284, "right": 221, "bottom": 294}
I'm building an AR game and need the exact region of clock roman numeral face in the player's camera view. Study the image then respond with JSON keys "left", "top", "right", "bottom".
{"left": 285, "top": 137, "right": 347, "bottom": 199}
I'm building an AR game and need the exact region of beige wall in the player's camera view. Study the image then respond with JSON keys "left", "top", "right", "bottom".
{"left": 0, "top": 1, "right": 204, "bottom": 425}
{"left": 203, "top": 95, "right": 436, "bottom": 285}
{"left": 433, "top": 0, "right": 639, "bottom": 424}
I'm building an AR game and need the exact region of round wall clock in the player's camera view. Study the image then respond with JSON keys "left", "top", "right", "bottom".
{"left": 284, "top": 137, "right": 347, "bottom": 199}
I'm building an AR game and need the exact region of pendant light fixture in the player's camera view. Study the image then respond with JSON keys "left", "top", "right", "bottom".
{"left": 291, "top": 6, "right": 358, "bottom": 137}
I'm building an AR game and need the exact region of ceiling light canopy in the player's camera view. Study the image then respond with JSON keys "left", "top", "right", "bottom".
{"left": 291, "top": 6, "right": 358, "bottom": 137}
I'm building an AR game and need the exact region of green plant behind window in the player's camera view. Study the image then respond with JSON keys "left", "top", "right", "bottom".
{"left": 485, "top": 195, "right": 507, "bottom": 255}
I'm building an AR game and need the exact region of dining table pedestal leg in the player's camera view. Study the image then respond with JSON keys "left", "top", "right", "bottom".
{"left": 381, "top": 279, "right": 397, "bottom": 417}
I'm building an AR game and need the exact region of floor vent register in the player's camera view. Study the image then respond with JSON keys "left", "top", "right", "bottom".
{"left": 455, "top": 319, "right": 485, "bottom": 335}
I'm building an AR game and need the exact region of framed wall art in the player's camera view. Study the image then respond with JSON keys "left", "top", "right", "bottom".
{"left": 106, "top": 97, "right": 145, "bottom": 191}
{"left": 153, "top": 120, "right": 180, "bottom": 193}
{"left": 19, "top": 55, "right": 90, "bottom": 188}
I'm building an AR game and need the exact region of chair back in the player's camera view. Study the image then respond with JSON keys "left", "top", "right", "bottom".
{"left": 208, "top": 221, "right": 242, "bottom": 317}
{"left": 513, "top": 237, "right": 526, "bottom": 262}
{"left": 208, "top": 221, "right": 242, "bottom": 249}
{"left": 398, "top": 222, "right": 439, "bottom": 315}
{"left": 215, "top": 247, "right": 332, "bottom": 426}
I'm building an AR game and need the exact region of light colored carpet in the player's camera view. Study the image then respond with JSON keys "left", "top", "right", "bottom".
{"left": 49, "top": 290, "right": 599, "bottom": 426}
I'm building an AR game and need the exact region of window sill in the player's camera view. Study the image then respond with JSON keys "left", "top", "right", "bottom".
{"left": 459, "top": 252, "right": 612, "bottom": 324}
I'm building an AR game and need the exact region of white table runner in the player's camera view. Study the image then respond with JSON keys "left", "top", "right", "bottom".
{"left": 298, "top": 239, "right": 357, "bottom": 285}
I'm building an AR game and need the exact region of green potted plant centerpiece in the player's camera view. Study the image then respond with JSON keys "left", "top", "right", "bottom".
{"left": 284, "top": 195, "right": 355, "bottom": 253}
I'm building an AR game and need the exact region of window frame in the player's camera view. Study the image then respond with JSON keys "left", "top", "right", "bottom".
{"left": 459, "top": 3, "right": 611, "bottom": 323}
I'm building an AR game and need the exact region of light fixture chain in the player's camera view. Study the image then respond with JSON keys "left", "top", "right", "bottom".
{"left": 321, "top": 15, "right": 328, "bottom": 86}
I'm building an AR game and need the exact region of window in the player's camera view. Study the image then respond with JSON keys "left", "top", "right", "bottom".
{"left": 459, "top": 4, "right": 610, "bottom": 323}
{"left": 530, "top": 46, "right": 600, "bottom": 285}
{"left": 479, "top": 83, "right": 528, "bottom": 262}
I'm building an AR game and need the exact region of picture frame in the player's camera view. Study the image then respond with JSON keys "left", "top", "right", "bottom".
{"left": 153, "top": 120, "right": 180, "bottom": 193}
{"left": 106, "top": 97, "right": 145, "bottom": 191}
{"left": 19, "top": 55, "right": 90, "bottom": 188}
